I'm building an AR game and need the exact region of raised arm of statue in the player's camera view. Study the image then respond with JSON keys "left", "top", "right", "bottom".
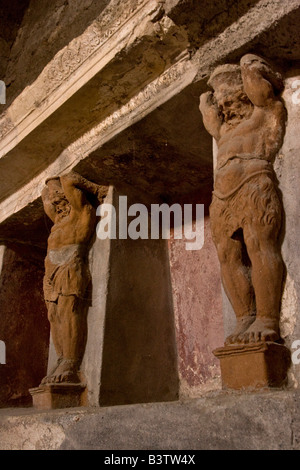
{"left": 199, "top": 91, "right": 222, "bottom": 141}
{"left": 60, "top": 171, "right": 105, "bottom": 212}
{"left": 41, "top": 186, "right": 57, "bottom": 222}
{"left": 240, "top": 54, "right": 283, "bottom": 107}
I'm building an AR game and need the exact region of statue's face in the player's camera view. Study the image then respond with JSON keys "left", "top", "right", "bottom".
{"left": 214, "top": 83, "right": 252, "bottom": 124}
{"left": 52, "top": 196, "right": 70, "bottom": 216}
{"left": 47, "top": 184, "right": 70, "bottom": 216}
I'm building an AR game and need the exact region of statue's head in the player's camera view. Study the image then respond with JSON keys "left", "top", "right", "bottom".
{"left": 208, "top": 64, "right": 252, "bottom": 123}
{"left": 45, "top": 177, "right": 70, "bottom": 216}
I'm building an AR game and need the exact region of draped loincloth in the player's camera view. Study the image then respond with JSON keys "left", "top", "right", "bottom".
{"left": 210, "top": 160, "right": 282, "bottom": 241}
{"left": 43, "top": 244, "right": 91, "bottom": 302}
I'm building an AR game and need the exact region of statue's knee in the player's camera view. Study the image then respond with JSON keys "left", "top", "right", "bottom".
{"left": 245, "top": 229, "right": 276, "bottom": 256}
{"left": 245, "top": 236, "right": 259, "bottom": 256}
{"left": 216, "top": 240, "right": 233, "bottom": 264}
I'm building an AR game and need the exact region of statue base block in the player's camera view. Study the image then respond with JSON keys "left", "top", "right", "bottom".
{"left": 213, "top": 342, "right": 291, "bottom": 390}
{"left": 29, "top": 383, "right": 85, "bottom": 409}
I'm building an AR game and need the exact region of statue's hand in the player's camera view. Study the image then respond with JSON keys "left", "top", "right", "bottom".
{"left": 62, "top": 170, "right": 80, "bottom": 180}
{"left": 199, "top": 91, "right": 216, "bottom": 111}
{"left": 241, "top": 54, "right": 283, "bottom": 92}
{"left": 199, "top": 90, "right": 221, "bottom": 140}
{"left": 97, "top": 186, "right": 109, "bottom": 203}
{"left": 241, "top": 53, "right": 268, "bottom": 68}
{"left": 41, "top": 186, "right": 49, "bottom": 200}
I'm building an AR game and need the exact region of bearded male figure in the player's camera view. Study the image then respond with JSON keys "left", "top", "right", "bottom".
{"left": 41, "top": 171, "right": 107, "bottom": 384}
{"left": 199, "top": 54, "right": 286, "bottom": 345}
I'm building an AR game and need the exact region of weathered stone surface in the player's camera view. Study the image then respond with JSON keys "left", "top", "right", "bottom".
{"left": 214, "top": 342, "right": 291, "bottom": 390}
{"left": 276, "top": 71, "right": 300, "bottom": 387}
{"left": 3, "top": 0, "right": 114, "bottom": 107}
{"left": 0, "top": 0, "right": 29, "bottom": 77}
{"left": 0, "top": 390, "right": 299, "bottom": 450}
{"left": 0, "top": 0, "right": 189, "bottom": 203}
{"left": 29, "top": 383, "right": 85, "bottom": 410}
{"left": 1, "top": 0, "right": 300, "bottom": 227}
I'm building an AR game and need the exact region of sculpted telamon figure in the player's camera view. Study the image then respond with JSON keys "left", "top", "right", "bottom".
{"left": 200, "top": 54, "right": 286, "bottom": 345}
{"left": 41, "top": 171, "right": 107, "bottom": 384}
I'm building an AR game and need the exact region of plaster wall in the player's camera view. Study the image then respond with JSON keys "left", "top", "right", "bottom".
{"left": 276, "top": 71, "right": 300, "bottom": 387}
{"left": 0, "top": 245, "right": 49, "bottom": 407}
{"left": 168, "top": 199, "right": 224, "bottom": 397}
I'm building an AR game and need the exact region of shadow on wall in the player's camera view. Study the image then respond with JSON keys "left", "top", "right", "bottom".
{"left": 0, "top": 244, "right": 49, "bottom": 408}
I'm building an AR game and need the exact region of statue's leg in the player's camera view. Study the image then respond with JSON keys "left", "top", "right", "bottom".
{"left": 47, "top": 295, "right": 88, "bottom": 383}
{"left": 236, "top": 175, "right": 284, "bottom": 343}
{"left": 41, "top": 300, "right": 63, "bottom": 384}
{"left": 215, "top": 235, "right": 256, "bottom": 344}
{"left": 45, "top": 300, "right": 62, "bottom": 356}
{"left": 210, "top": 197, "right": 256, "bottom": 344}
{"left": 242, "top": 221, "right": 283, "bottom": 343}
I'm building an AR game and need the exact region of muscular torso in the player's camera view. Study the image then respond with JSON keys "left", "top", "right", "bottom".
{"left": 216, "top": 100, "right": 285, "bottom": 170}
{"left": 47, "top": 206, "right": 96, "bottom": 251}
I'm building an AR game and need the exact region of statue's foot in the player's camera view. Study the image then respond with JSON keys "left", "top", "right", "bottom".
{"left": 41, "top": 359, "right": 80, "bottom": 385}
{"left": 225, "top": 315, "right": 256, "bottom": 345}
{"left": 233, "top": 318, "right": 280, "bottom": 344}
{"left": 40, "top": 357, "right": 63, "bottom": 385}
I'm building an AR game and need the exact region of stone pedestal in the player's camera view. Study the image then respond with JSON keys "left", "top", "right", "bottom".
{"left": 29, "top": 383, "right": 85, "bottom": 410}
{"left": 213, "top": 342, "right": 291, "bottom": 390}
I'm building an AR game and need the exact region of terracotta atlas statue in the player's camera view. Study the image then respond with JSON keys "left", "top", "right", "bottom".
{"left": 200, "top": 54, "right": 286, "bottom": 345}
{"left": 41, "top": 171, "right": 107, "bottom": 384}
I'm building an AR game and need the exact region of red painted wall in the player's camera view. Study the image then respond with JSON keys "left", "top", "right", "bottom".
{"left": 169, "top": 215, "right": 224, "bottom": 396}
